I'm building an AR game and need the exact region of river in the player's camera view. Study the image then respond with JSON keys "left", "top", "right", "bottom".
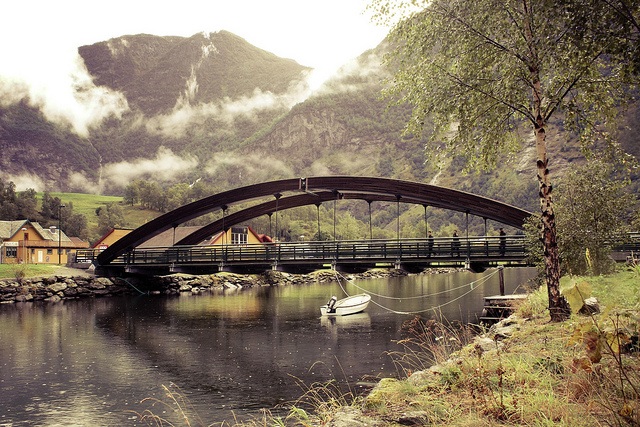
{"left": 0, "top": 268, "right": 535, "bottom": 426}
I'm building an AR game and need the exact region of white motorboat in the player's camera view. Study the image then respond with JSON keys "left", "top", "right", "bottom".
{"left": 321, "top": 293, "right": 371, "bottom": 316}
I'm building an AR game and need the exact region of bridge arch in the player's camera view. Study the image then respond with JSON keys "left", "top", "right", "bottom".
{"left": 96, "top": 176, "right": 532, "bottom": 266}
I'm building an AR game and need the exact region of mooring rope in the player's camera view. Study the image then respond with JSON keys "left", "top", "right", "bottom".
{"left": 333, "top": 268, "right": 500, "bottom": 315}
{"left": 334, "top": 268, "right": 499, "bottom": 300}
{"left": 119, "top": 278, "right": 147, "bottom": 295}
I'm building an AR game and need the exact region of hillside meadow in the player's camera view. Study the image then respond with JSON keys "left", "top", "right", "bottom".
{"left": 41, "top": 192, "right": 161, "bottom": 241}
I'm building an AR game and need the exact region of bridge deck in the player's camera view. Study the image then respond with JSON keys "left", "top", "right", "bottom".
{"left": 85, "top": 235, "right": 533, "bottom": 276}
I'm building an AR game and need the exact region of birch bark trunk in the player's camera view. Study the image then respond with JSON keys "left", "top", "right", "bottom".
{"left": 524, "top": 0, "right": 571, "bottom": 321}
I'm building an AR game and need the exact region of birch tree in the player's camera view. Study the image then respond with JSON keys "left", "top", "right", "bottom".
{"left": 370, "top": 0, "right": 639, "bottom": 321}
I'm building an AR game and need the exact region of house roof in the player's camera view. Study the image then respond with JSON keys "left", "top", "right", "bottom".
{"left": 0, "top": 220, "right": 28, "bottom": 239}
{"left": 0, "top": 220, "right": 83, "bottom": 247}
{"left": 32, "top": 222, "right": 73, "bottom": 244}
{"left": 70, "top": 237, "right": 90, "bottom": 248}
{"left": 92, "top": 228, "right": 134, "bottom": 248}
{"left": 256, "top": 233, "right": 274, "bottom": 243}
{"left": 138, "top": 226, "right": 203, "bottom": 248}
{"left": 201, "top": 226, "right": 272, "bottom": 245}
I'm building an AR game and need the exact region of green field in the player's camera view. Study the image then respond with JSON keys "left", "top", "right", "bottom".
{"left": 46, "top": 192, "right": 123, "bottom": 218}
{"left": 0, "top": 264, "right": 68, "bottom": 279}
{"left": 41, "top": 192, "right": 161, "bottom": 241}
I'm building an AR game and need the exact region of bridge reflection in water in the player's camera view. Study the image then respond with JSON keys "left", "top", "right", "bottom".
{"left": 83, "top": 235, "right": 530, "bottom": 276}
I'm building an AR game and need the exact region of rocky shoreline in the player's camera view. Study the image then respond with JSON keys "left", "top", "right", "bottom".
{"left": 0, "top": 267, "right": 461, "bottom": 304}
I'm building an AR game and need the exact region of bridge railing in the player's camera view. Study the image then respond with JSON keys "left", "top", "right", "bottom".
{"left": 77, "top": 232, "right": 640, "bottom": 268}
{"left": 98, "top": 235, "right": 528, "bottom": 266}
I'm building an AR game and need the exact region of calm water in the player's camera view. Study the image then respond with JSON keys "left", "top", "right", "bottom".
{"left": 0, "top": 268, "right": 535, "bottom": 426}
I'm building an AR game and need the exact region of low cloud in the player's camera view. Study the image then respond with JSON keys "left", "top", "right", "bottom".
{"left": 67, "top": 172, "right": 103, "bottom": 194}
{"left": 205, "top": 153, "right": 294, "bottom": 182}
{"left": 101, "top": 147, "right": 199, "bottom": 189}
{"left": 1, "top": 172, "right": 45, "bottom": 192}
{"left": 312, "top": 51, "right": 386, "bottom": 96}
{"left": 146, "top": 78, "right": 311, "bottom": 139}
{"left": 0, "top": 47, "right": 129, "bottom": 137}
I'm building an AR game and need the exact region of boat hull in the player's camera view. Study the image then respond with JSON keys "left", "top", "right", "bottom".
{"left": 320, "top": 293, "right": 371, "bottom": 316}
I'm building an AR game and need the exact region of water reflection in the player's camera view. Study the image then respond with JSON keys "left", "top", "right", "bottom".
{"left": 0, "top": 268, "right": 535, "bottom": 425}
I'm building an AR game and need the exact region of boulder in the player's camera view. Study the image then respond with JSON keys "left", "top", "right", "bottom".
{"left": 578, "top": 297, "right": 600, "bottom": 315}
{"left": 47, "top": 282, "right": 68, "bottom": 293}
{"left": 327, "top": 407, "right": 385, "bottom": 427}
{"left": 92, "top": 277, "right": 114, "bottom": 288}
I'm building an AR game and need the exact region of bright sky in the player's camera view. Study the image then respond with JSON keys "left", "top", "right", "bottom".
{"left": 2, "top": 0, "right": 388, "bottom": 66}
{"left": 0, "top": 1, "right": 389, "bottom": 106}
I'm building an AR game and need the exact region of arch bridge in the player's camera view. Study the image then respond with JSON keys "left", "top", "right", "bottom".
{"left": 94, "top": 176, "right": 533, "bottom": 276}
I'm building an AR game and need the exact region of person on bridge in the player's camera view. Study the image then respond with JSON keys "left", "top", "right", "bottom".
{"left": 451, "top": 231, "right": 461, "bottom": 257}
{"left": 499, "top": 228, "right": 506, "bottom": 256}
{"left": 428, "top": 231, "right": 434, "bottom": 257}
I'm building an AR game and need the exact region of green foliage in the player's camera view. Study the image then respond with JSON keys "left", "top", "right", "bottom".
{"left": 123, "top": 179, "right": 220, "bottom": 213}
{"left": 590, "top": 269, "right": 640, "bottom": 308}
{"left": 65, "top": 213, "right": 89, "bottom": 240}
{"left": 373, "top": 0, "right": 639, "bottom": 169}
{"left": 0, "top": 178, "right": 38, "bottom": 220}
{"left": 335, "top": 212, "right": 367, "bottom": 240}
{"left": 560, "top": 277, "right": 593, "bottom": 314}
{"left": 372, "top": 0, "right": 639, "bottom": 321}
{"left": 0, "top": 264, "right": 67, "bottom": 279}
{"left": 555, "top": 159, "right": 636, "bottom": 275}
{"left": 96, "top": 203, "right": 126, "bottom": 236}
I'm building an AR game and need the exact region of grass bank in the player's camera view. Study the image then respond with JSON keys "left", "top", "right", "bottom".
{"left": 332, "top": 267, "right": 639, "bottom": 427}
{"left": 0, "top": 264, "right": 90, "bottom": 279}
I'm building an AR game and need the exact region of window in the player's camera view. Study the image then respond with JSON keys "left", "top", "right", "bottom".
{"left": 47, "top": 249, "right": 53, "bottom": 255}
{"left": 6, "top": 247, "right": 17, "bottom": 258}
{"left": 231, "top": 227, "right": 248, "bottom": 245}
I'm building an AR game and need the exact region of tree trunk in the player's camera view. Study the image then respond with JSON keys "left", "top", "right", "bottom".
{"left": 525, "top": 0, "right": 571, "bottom": 322}
{"left": 534, "top": 116, "right": 571, "bottom": 321}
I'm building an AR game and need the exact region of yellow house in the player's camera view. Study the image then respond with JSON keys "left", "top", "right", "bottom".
{"left": 0, "top": 220, "right": 88, "bottom": 265}
{"left": 92, "top": 228, "right": 133, "bottom": 250}
{"left": 86, "top": 226, "right": 272, "bottom": 255}
{"left": 205, "top": 226, "right": 273, "bottom": 245}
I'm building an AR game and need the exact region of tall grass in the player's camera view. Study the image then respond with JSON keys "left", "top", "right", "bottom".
{"left": 389, "top": 314, "right": 477, "bottom": 377}
{"left": 134, "top": 361, "right": 363, "bottom": 427}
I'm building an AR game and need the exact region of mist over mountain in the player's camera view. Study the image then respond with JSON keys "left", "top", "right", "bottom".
{"left": 79, "top": 31, "right": 311, "bottom": 116}
{"left": 0, "top": 29, "right": 638, "bottom": 216}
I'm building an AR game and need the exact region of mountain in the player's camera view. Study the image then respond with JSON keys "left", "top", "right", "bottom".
{"left": 79, "top": 31, "right": 310, "bottom": 115}
{"left": 0, "top": 31, "right": 311, "bottom": 189}
{"left": 0, "top": 30, "right": 638, "bottom": 223}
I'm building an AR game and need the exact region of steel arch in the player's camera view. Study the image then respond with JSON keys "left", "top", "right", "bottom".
{"left": 96, "top": 176, "right": 532, "bottom": 266}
